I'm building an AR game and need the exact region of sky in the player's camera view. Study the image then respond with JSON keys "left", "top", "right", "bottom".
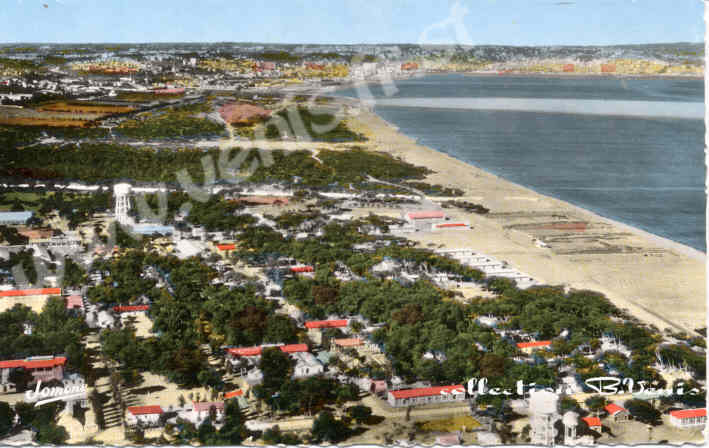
{"left": 0, "top": 0, "right": 705, "bottom": 46}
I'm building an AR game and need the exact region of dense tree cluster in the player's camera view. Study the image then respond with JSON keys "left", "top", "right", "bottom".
{"left": 266, "top": 107, "right": 366, "bottom": 142}
{"left": 0, "top": 298, "right": 88, "bottom": 374}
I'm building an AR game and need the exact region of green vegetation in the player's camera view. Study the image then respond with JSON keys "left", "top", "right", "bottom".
{"left": 14, "top": 401, "right": 68, "bottom": 444}
{"left": 442, "top": 200, "right": 490, "bottom": 214}
{"left": 172, "top": 400, "right": 248, "bottom": 445}
{"left": 92, "top": 251, "right": 303, "bottom": 387}
{"left": 0, "top": 401, "right": 12, "bottom": 438}
{"left": 0, "top": 225, "right": 29, "bottom": 244}
{"left": 185, "top": 196, "right": 256, "bottom": 231}
{"left": 117, "top": 102, "right": 225, "bottom": 139}
{"left": 250, "top": 148, "right": 429, "bottom": 187}
{"left": 0, "top": 298, "right": 88, "bottom": 373}
{"left": 0, "top": 57, "right": 39, "bottom": 72}
{"left": 0, "top": 143, "right": 219, "bottom": 183}
{"left": 265, "top": 107, "right": 366, "bottom": 142}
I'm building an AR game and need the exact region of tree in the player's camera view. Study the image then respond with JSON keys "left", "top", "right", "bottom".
{"left": 311, "top": 410, "right": 349, "bottom": 443}
{"left": 624, "top": 399, "right": 661, "bottom": 425}
{"left": 347, "top": 405, "right": 372, "bottom": 424}
{"left": 585, "top": 395, "right": 607, "bottom": 417}
{"left": 259, "top": 347, "right": 293, "bottom": 392}
{"left": 560, "top": 396, "right": 581, "bottom": 413}
{"left": 0, "top": 401, "right": 13, "bottom": 437}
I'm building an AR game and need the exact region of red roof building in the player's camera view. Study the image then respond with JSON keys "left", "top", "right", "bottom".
{"left": 0, "top": 356, "right": 67, "bottom": 385}
{"left": 516, "top": 340, "right": 552, "bottom": 352}
{"left": 605, "top": 403, "right": 629, "bottom": 421}
{"left": 193, "top": 401, "right": 225, "bottom": 413}
{"left": 582, "top": 416, "right": 602, "bottom": 428}
{"left": 128, "top": 405, "right": 164, "bottom": 415}
{"left": 216, "top": 243, "right": 236, "bottom": 251}
{"left": 435, "top": 223, "right": 467, "bottom": 228}
{"left": 290, "top": 265, "right": 314, "bottom": 273}
{"left": 113, "top": 305, "right": 150, "bottom": 313}
{"left": 0, "top": 288, "right": 61, "bottom": 298}
{"left": 279, "top": 344, "right": 309, "bottom": 354}
{"left": 305, "top": 319, "right": 348, "bottom": 329}
{"left": 227, "top": 346, "right": 262, "bottom": 357}
{"left": 333, "top": 338, "right": 363, "bottom": 348}
{"left": 670, "top": 408, "right": 707, "bottom": 427}
{"left": 388, "top": 385, "right": 465, "bottom": 407}
{"left": 65, "top": 295, "right": 84, "bottom": 311}
{"left": 224, "top": 390, "right": 244, "bottom": 399}
{"left": 406, "top": 211, "right": 445, "bottom": 220}
{"left": 227, "top": 344, "right": 309, "bottom": 357}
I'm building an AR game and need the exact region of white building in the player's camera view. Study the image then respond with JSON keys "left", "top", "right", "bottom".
{"left": 126, "top": 405, "right": 163, "bottom": 427}
{"left": 387, "top": 384, "right": 465, "bottom": 408}
{"left": 291, "top": 352, "right": 324, "bottom": 378}
{"left": 669, "top": 409, "right": 707, "bottom": 428}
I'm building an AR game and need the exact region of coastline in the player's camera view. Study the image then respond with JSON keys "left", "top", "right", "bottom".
{"left": 339, "top": 97, "right": 706, "bottom": 334}
{"left": 372, "top": 112, "right": 706, "bottom": 261}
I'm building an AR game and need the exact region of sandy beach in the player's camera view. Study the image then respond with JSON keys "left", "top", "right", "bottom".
{"left": 342, "top": 101, "right": 705, "bottom": 335}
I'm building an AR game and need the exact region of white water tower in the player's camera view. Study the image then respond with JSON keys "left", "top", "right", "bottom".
{"left": 529, "top": 390, "right": 559, "bottom": 446}
{"left": 113, "top": 183, "right": 132, "bottom": 226}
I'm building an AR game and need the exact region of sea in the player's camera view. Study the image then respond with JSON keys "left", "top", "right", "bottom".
{"left": 334, "top": 73, "right": 706, "bottom": 252}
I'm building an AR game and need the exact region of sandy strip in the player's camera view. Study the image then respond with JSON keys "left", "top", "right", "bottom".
{"left": 343, "top": 102, "right": 705, "bottom": 334}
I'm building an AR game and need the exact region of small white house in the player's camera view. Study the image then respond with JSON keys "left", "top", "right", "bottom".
{"left": 189, "top": 401, "right": 225, "bottom": 425}
{"left": 291, "top": 352, "right": 324, "bottom": 378}
{"left": 669, "top": 409, "right": 707, "bottom": 428}
{"left": 126, "top": 405, "right": 163, "bottom": 427}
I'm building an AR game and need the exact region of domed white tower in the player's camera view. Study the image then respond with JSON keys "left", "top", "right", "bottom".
{"left": 113, "top": 183, "right": 132, "bottom": 226}
{"left": 563, "top": 410, "right": 579, "bottom": 445}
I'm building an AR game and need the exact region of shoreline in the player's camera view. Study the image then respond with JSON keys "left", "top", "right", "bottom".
{"left": 371, "top": 112, "right": 705, "bottom": 261}
{"left": 338, "top": 96, "right": 705, "bottom": 334}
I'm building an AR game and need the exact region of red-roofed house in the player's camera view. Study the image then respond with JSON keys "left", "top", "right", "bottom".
{"left": 387, "top": 385, "right": 465, "bottom": 408}
{"left": 227, "top": 346, "right": 263, "bottom": 358}
{"left": 669, "top": 408, "right": 707, "bottom": 428}
{"left": 224, "top": 390, "right": 243, "bottom": 399}
{"left": 305, "top": 319, "right": 348, "bottom": 329}
{"left": 191, "top": 401, "right": 225, "bottom": 424}
{"left": 290, "top": 265, "right": 314, "bottom": 274}
{"left": 215, "top": 243, "right": 236, "bottom": 252}
{"left": 331, "top": 338, "right": 363, "bottom": 351}
{"left": 113, "top": 305, "right": 150, "bottom": 314}
{"left": 0, "top": 355, "right": 66, "bottom": 391}
{"left": 605, "top": 403, "right": 629, "bottom": 422}
{"left": 279, "top": 344, "right": 309, "bottom": 354}
{"left": 65, "top": 295, "right": 84, "bottom": 313}
{"left": 403, "top": 210, "right": 446, "bottom": 231}
{"left": 582, "top": 416, "right": 602, "bottom": 430}
{"left": 516, "top": 340, "right": 552, "bottom": 354}
{"left": 126, "top": 405, "right": 164, "bottom": 427}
